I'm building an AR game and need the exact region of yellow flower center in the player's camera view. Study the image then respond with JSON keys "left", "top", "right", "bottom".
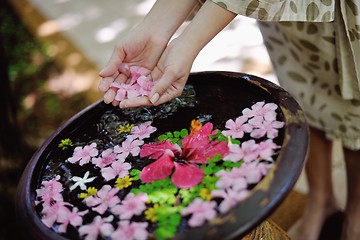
{"left": 118, "top": 123, "right": 134, "bottom": 133}
{"left": 199, "top": 188, "right": 211, "bottom": 201}
{"left": 190, "top": 119, "right": 202, "bottom": 133}
{"left": 115, "top": 176, "right": 133, "bottom": 189}
{"left": 145, "top": 204, "right": 159, "bottom": 222}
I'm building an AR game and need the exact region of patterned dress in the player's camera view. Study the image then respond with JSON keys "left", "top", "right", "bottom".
{"left": 211, "top": 0, "right": 360, "bottom": 150}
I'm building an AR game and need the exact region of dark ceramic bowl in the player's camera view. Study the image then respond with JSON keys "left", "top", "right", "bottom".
{"left": 16, "top": 71, "right": 308, "bottom": 240}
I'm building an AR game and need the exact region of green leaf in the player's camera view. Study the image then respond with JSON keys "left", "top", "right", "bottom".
{"left": 166, "top": 132, "right": 173, "bottom": 138}
{"left": 173, "top": 131, "right": 180, "bottom": 138}
{"left": 158, "top": 134, "right": 168, "bottom": 141}
{"left": 180, "top": 128, "right": 188, "bottom": 138}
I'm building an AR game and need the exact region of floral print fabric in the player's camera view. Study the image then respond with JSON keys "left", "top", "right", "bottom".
{"left": 211, "top": 0, "right": 360, "bottom": 150}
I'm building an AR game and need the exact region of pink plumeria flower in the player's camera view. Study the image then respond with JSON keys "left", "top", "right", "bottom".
{"left": 211, "top": 188, "right": 249, "bottom": 214}
{"left": 85, "top": 185, "right": 120, "bottom": 214}
{"left": 111, "top": 193, "right": 148, "bottom": 220}
{"left": 111, "top": 82, "right": 140, "bottom": 102}
{"left": 222, "top": 116, "right": 253, "bottom": 139}
{"left": 78, "top": 215, "right": 114, "bottom": 240}
{"left": 215, "top": 169, "right": 248, "bottom": 192}
{"left": 36, "top": 175, "right": 63, "bottom": 206}
{"left": 223, "top": 140, "right": 243, "bottom": 162}
{"left": 239, "top": 140, "right": 260, "bottom": 163}
{"left": 181, "top": 198, "right": 217, "bottom": 227}
{"left": 129, "top": 65, "right": 151, "bottom": 81}
{"left": 111, "top": 221, "right": 149, "bottom": 240}
{"left": 57, "top": 207, "right": 88, "bottom": 233}
{"left": 114, "top": 138, "right": 144, "bottom": 159}
{"left": 241, "top": 162, "right": 271, "bottom": 184}
{"left": 257, "top": 140, "right": 280, "bottom": 160}
{"left": 250, "top": 119, "right": 284, "bottom": 139}
{"left": 92, "top": 148, "right": 117, "bottom": 168}
{"left": 101, "top": 159, "right": 132, "bottom": 181}
{"left": 130, "top": 121, "right": 156, "bottom": 140}
{"left": 242, "top": 101, "right": 278, "bottom": 122}
{"left": 137, "top": 76, "right": 154, "bottom": 96}
{"left": 40, "top": 201, "right": 69, "bottom": 228}
{"left": 68, "top": 143, "right": 98, "bottom": 165}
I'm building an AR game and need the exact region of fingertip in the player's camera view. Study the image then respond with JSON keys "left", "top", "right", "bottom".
{"left": 150, "top": 93, "right": 160, "bottom": 105}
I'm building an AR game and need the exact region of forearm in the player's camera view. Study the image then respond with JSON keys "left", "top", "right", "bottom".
{"left": 174, "top": 0, "right": 236, "bottom": 60}
{"left": 136, "top": 0, "right": 200, "bottom": 41}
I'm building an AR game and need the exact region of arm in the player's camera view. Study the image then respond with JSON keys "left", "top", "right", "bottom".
{"left": 145, "top": 1, "right": 237, "bottom": 106}
{"left": 98, "top": 0, "right": 199, "bottom": 105}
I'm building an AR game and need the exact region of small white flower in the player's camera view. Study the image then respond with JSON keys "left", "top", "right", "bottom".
{"left": 70, "top": 171, "right": 96, "bottom": 191}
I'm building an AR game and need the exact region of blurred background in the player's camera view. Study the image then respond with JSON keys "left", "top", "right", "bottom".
{"left": 0, "top": 0, "right": 346, "bottom": 239}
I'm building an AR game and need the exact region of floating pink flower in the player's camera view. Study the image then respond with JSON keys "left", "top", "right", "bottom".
{"left": 36, "top": 175, "right": 63, "bottom": 206}
{"left": 249, "top": 119, "right": 284, "bottom": 139}
{"left": 221, "top": 116, "right": 253, "bottom": 139}
{"left": 130, "top": 121, "right": 156, "bottom": 140}
{"left": 242, "top": 101, "right": 278, "bottom": 122}
{"left": 181, "top": 198, "right": 217, "bottom": 227}
{"left": 68, "top": 143, "right": 98, "bottom": 165}
{"left": 223, "top": 141, "right": 243, "bottom": 162}
{"left": 211, "top": 188, "right": 249, "bottom": 213}
{"left": 111, "top": 193, "right": 148, "bottom": 220}
{"left": 101, "top": 159, "right": 132, "bottom": 181}
{"left": 140, "top": 122, "right": 229, "bottom": 188}
{"left": 114, "top": 137, "right": 144, "bottom": 160}
{"left": 111, "top": 221, "right": 148, "bottom": 240}
{"left": 92, "top": 148, "right": 117, "bottom": 168}
{"left": 257, "top": 140, "right": 280, "bottom": 160}
{"left": 78, "top": 215, "right": 114, "bottom": 240}
{"left": 215, "top": 169, "right": 248, "bottom": 192}
{"left": 40, "top": 201, "right": 69, "bottom": 228}
{"left": 239, "top": 140, "right": 260, "bottom": 163}
{"left": 57, "top": 207, "right": 88, "bottom": 233}
{"left": 85, "top": 185, "right": 120, "bottom": 214}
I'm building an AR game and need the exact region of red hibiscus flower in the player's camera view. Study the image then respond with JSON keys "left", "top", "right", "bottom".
{"left": 139, "top": 123, "right": 229, "bottom": 188}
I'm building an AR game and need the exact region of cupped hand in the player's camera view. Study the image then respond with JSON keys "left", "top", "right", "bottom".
{"left": 118, "top": 38, "right": 195, "bottom": 108}
{"left": 98, "top": 28, "right": 168, "bottom": 106}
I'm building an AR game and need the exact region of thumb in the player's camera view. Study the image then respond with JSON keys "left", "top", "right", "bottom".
{"left": 149, "top": 70, "right": 177, "bottom": 105}
{"left": 99, "top": 47, "right": 126, "bottom": 77}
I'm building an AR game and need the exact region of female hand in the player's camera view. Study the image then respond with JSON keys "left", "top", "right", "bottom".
{"left": 98, "top": 0, "right": 200, "bottom": 107}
